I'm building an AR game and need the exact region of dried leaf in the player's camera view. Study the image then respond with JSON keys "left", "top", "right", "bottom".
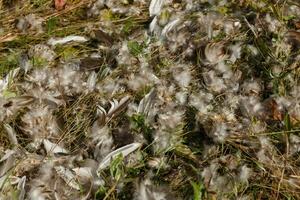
{"left": 92, "top": 30, "right": 114, "bottom": 46}
{"left": 97, "top": 142, "right": 141, "bottom": 172}
{"left": 80, "top": 57, "right": 102, "bottom": 71}
{"left": 295, "top": 21, "right": 300, "bottom": 29}
{"left": 262, "top": 98, "right": 283, "bottom": 121}
{"left": 55, "top": 0, "right": 66, "bottom": 11}
{"left": 286, "top": 31, "right": 300, "bottom": 48}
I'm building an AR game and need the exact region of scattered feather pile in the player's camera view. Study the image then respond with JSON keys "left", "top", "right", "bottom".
{"left": 1, "top": 0, "right": 300, "bottom": 199}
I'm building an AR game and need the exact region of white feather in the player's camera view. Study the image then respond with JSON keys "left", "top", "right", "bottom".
{"left": 48, "top": 36, "right": 88, "bottom": 46}
{"left": 0, "top": 174, "right": 8, "bottom": 189}
{"left": 4, "top": 124, "right": 18, "bottom": 147}
{"left": 149, "top": 0, "right": 164, "bottom": 17}
{"left": 0, "top": 150, "right": 16, "bottom": 177}
{"left": 107, "top": 96, "right": 130, "bottom": 118}
{"left": 54, "top": 166, "right": 81, "bottom": 190}
{"left": 43, "top": 139, "right": 69, "bottom": 155}
{"left": 0, "top": 68, "right": 20, "bottom": 95}
{"left": 72, "top": 167, "right": 93, "bottom": 180}
{"left": 149, "top": 16, "right": 159, "bottom": 34}
{"left": 86, "top": 71, "right": 97, "bottom": 92}
{"left": 161, "top": 19, "right": 180, "bottom": 38}
{"left": 17, "top": 176, "right": 26, "bottom": 200}
{"left": 138, "top": 88, "right": 156, "bottom": 116}
{"left": 97, "top": 143, "right": 141, "bottom": 173}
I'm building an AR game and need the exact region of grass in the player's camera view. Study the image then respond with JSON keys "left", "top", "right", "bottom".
{"left": 0, "top": 51, "right": 19, "bottom": 78}
{"left": 127, "top": 41, "right": 145, "bottom": 57}
{"left": 130, "top": 114, "right": 153, "bottom": 142}
{"left": 57, "top": 93, "right": 100, "bottom": 153}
